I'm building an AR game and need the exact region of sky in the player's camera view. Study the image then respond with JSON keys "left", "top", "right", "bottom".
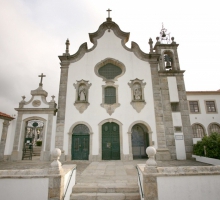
{"left": 0, "top": 0, "right": 219, "bottom": 115}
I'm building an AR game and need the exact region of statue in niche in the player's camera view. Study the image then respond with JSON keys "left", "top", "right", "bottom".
{"left": 78, "top": 85, "right": 86, "bottom": 101}
{"left": 133, "top": 83, "right": 142, "bottom": 100}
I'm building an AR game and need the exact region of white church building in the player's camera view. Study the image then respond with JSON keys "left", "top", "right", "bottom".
{"left": 1, "top": 15, "right": 220, "bottom": 162}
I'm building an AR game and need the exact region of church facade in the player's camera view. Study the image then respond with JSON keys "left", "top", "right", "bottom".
{"left": 1, "top": 16, "right": 220, "bottom": 162}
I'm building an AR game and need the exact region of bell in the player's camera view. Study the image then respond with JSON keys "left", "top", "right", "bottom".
{"left": 162, "top": 31, "right": 166, "bottom": 37}
{"left": 165, "top": 61, "right": 172, "bottom": 70}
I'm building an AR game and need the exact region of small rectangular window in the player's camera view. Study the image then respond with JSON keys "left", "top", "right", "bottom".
{"left": 105, "top": 87, "right": 116, "bottom": 104}
{"left": 171, "top": 103, "right": 179, "bottom": 112}
{"left": 206, "top": 101, "right": 216, "bottom": 112}
{"left": 189, "top": 101, "right": 199, "bottom": 113}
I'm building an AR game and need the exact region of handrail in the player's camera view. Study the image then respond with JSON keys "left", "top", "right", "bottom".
{"left": 63, "top": 166, "right": 77, "bottom": 200}
{"left": 136, "top": 166, "right": 144, "bottom": 198}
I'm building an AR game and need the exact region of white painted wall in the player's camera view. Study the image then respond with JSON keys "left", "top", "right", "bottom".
{"left": 172, "top": 112, "right": 182, "bottom": 126}
{"left": 0, "top": 118, "right": 3, "bottom": 140}
{"left": 187, "top": 93, "right": 220, "bottom": 135}
{"left": 168, "top": 77, "right": 179, "bottom": 102}
{"left": 63, "top": 30, "right": 158, "bottom": 156}
{"left": 0, "top": 178, "right": 48, "bottom": 200}
{"left": 174, "top": 133, "right": 186, "bottom": 160}
{"left": 157, "top": 175, "right": 220, "bottom": 200}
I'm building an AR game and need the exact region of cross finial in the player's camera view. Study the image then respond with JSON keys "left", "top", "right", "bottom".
{"left": 106, "top": 8, "right": 112, "bottom": 18}
{"left": 38, "top": 73, "right": 46, "bottom": 86}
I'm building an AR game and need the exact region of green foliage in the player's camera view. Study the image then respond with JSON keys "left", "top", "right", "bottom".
{"left": 193, "top": 133, "right": 220, "bottom": 159}
{"left": 36, "top": 140, "right": 42, "bottom": 146}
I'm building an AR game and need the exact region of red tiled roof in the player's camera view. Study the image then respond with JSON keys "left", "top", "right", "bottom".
{"left": 0, "top": 112, "right": 14, "bottom": 120}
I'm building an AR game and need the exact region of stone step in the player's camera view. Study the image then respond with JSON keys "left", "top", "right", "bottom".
{"left": 73, "top": 183, "right": 139, "bottom": 193}
{"left": 32, "top": 147, "right": 41, "bottom": 156}
{"left": 70, "top": 192, "right": 140, "bottom": 200}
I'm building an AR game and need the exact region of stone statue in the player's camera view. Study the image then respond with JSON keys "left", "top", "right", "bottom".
{"left": 79, "top": 85, "right": 86, "bottom": 101}
{"left": 133, "top": 84, "right": 142, "bottom": 100}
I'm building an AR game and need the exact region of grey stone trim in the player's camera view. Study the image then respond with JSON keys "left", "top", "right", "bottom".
{"left": 176, "top": 75, "right": 193, "bottom": 159}
{"left": 128, "top": 78, "right": 146, "bottom": 113}
{"left": 94, "top": 58, "right": 126, "bottom": 82}
{"left": 0, "top": 120, "right": 10, "bottom": 161}
{"left": 12, "top": 116, "right": 47, "bottom": 161}
{"left": 98, "top": 118, "right": 123, "bottom": 161}
{"left": 101, "top": 82, "right": 120, "bottom": 115}
{"left": 127, "top": 120, "right": 154, "bottom": 160}
{"left": 67, "top": 121, "right": 93, "bottom": 161}
{"left": 73, "top": 80, "right": 92, "bottom": 113}
{"left": 55, "top": 62, "right": 70, "bottom": 153}
{"left": 58, "top": 20, "right": 160, "bottom": 63}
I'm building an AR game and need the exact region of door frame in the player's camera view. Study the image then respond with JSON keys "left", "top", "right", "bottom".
{"left": 128, "top": 121, "right": 153, "bottom": 160}
{"left": 98, "top": 118, "right": 123, "bottom": 161}
{"left": 68, "top": 121, "right": 93, "bottom": 161}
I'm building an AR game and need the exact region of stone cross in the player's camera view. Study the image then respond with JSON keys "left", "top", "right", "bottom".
{"left": 106, "top": 8, "right": 112, "bottom": 18}
{"left": 38, "top": 73, "right": 46, "bottom": 86}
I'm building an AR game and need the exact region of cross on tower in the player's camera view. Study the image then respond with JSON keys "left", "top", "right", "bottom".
{"left": 38, "top": 73, "right": 46, "bottom": 86}
{"left": 106, "top": 9, "right": 112, "bottom": 18}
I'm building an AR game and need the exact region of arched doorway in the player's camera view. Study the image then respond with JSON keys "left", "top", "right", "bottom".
{"left": 72, "top": 124, "right": 90, "bottom": 160}
{"left": 102, "top": 122, "right": 120, "bottom": 160}
{"left": 22, "top": 119, "right": 44, "bottom": 160}
{"left": 131, "top": 124, "right": 149, "bottom": 159}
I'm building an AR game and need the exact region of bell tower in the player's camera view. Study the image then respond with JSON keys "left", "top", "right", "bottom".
{"left": 151, "top": 24, "right": 193, "bottom": 159}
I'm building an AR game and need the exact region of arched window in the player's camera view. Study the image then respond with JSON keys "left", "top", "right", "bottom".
{"left": 105, "top": 87, "right": 116, "bottom": 104}
{"left": 98, "top": 63, "right": 122, "bottom": 80}
{"left": 72, "top": 124, "right": 89, "bottom": 135}
{"left": 209, "top": 123, "right": 220, "bottom": 134}
{"left": 192, "top": 124, "right": 205, "bottom": 138}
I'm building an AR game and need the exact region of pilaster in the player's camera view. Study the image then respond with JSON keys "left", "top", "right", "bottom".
{"left": 0, "top": 120, "right": 10, "bottom": 161}
{"left": 55, "top": 61, "right": 70, "bottom": 160}
{"left": 149, "top": 59, "right": 171, "bottom": 160}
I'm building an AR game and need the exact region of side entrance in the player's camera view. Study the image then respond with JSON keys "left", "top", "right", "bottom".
{"left": 102, "top": 122, "right": 120, "bottom": 160}
{"left": 72, "top": 124, "right": 90, "bottom": 160}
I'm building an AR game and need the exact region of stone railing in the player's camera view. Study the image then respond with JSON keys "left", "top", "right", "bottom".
{"left": 0, "top": 148, "right": 76, "bottom": 200}
{"left": 137, "top": 146, "right": 220, "bottom": 200}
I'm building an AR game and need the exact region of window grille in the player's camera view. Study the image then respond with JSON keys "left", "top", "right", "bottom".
{"left": 98, "top": 63, "right": 122, "bottom": 79}
{"left": 105, "top": 87, "right": 116, "bottom": 104}
{"left": 192, "top": 124, "right": 205, "bottom": 138}
{"left": 209, "top": 124, "right": 220, "bottom": 134}
{"left": 73, "top": 124, "right": 89, "bottom": 135}
{"left": 206, "top": 101, "right": 216, "bottom": 112}
{"left": 189, "top": 101, "right": 199, "bottom": 113}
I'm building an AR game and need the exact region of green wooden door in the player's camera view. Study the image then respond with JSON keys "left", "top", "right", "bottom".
{"left": 72, "top": 124, "right": 90, "bottom": 160}
{"left": 102, "top": 122, "right": 120, "bottom": 160}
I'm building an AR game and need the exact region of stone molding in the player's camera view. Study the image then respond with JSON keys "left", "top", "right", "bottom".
{"left": 58, "top": 20, "right": 161, "bottom": 63}
{"left": 101, "top": 82, "right": 120, "bottom": 115}
{"left": 128, "top": 78, "right": 146, "bottom": 113}
{"left": 94, "top": 57, "right": 126, "bottom": 82}
{"left": 73, "top": 80, "right": 91, "bottom": 113}
{"left": 127, "top": 120, "right": 153, "bottom": 160}
{"left": 67, "top": 121, "right": 93, "bottom": 161}
{"left": 98, "top": 118, "right": 123, "bottom": 160}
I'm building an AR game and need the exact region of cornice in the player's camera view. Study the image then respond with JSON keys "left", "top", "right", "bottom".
{"left": 158, "top": 70, "right": 185, "bottom": 76}
{"left": 58, "top": 20, "right": 155, "bottom": 63}
{"left": 186, "top": 91, "right": 220, "bottom": 95}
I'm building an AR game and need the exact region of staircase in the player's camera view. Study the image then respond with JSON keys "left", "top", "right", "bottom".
{"left": 32, "top": 146, "right": 41, "bottom": 156}
{"left": 70, "top": 161, "right": 141, "bottom": 200}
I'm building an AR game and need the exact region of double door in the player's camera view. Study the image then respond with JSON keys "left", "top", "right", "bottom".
{"left": 72, "top": 135, "right": 89, "bottom": 160}
{"left": 102, "top": 122, "right": 120, "bottom": 160}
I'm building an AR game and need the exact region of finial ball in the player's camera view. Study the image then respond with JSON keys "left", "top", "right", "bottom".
{"left": 156, "top": 37, "right": 159, "bottom": 41}
{"left": 52, "top": 148, "right": 61, "bottom": 159}
{"left": 171, "top": 37, "right": 174, "bottom": 41}
{"left": 146, "top": 146, "right": 156, "bottom": 157}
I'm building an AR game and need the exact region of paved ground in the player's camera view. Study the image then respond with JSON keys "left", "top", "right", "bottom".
{"left": 0, "top": 156, "right": 210, "bottom": 172}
